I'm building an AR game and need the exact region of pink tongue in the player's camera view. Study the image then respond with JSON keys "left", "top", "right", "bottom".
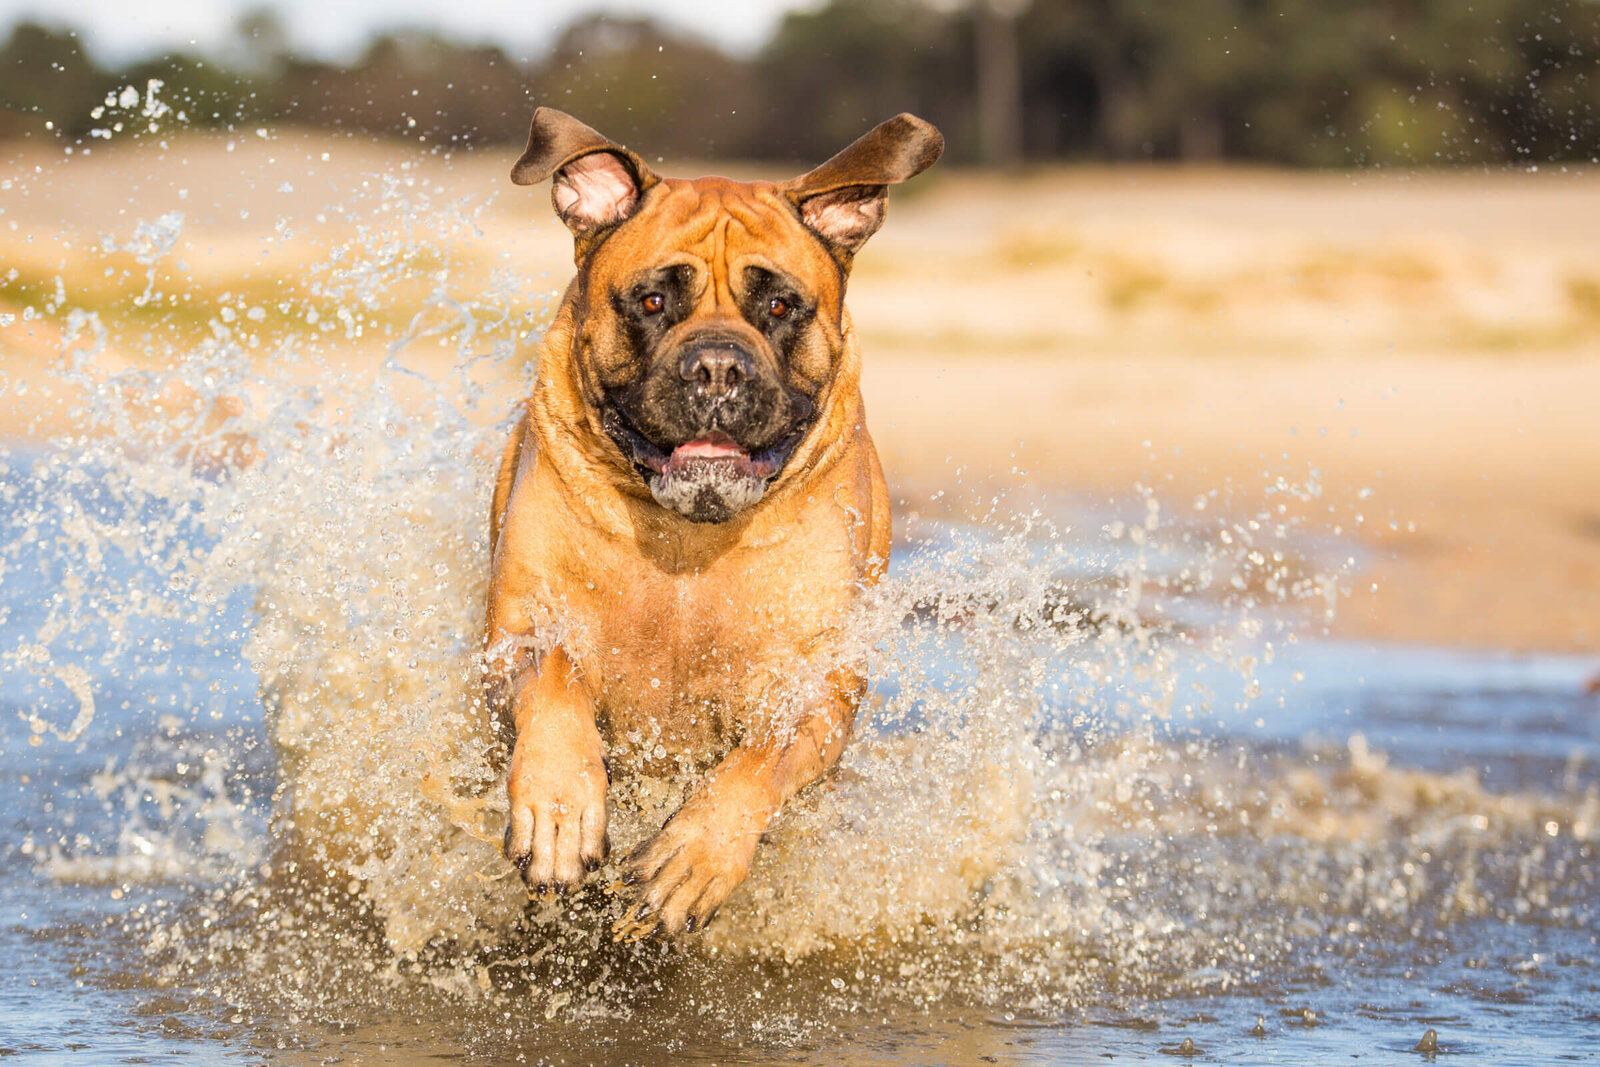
{"left": 672, "top": 435, "right": 748, "bottom": 461}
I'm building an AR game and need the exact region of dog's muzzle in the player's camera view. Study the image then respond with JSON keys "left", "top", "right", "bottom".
{"left": 603, "top": 387, "right": 812, "bottom": 525}
{"left": 601, "top": 333, "right": 816, "bottom": 523}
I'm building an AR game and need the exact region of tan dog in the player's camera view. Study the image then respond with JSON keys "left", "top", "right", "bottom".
{"left": 485, "top": 108, "right": 942, "bottom": 939}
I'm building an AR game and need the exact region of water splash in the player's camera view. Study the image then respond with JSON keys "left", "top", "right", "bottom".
{"left": 2, "top": 136, "right": 1595, "bottom": 1057}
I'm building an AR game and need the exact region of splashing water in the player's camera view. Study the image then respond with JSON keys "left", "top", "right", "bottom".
{"left": 2, "top": 131, "right": 1596, "bottom": 1062}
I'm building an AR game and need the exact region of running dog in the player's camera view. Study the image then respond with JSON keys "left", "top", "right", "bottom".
{"left": 486, "top": 108, "right": 942, "bottom": 938}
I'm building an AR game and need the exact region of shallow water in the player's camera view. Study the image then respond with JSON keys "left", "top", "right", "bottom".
{"left": 4, "top": 430, "right": 1596, "bottom": 1063}
{"left": 3, "top": 119, "right": 1599, "bottom": 1064}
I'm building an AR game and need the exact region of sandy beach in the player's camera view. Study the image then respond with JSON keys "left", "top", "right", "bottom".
{"left": 3, "top": 132, "right": 1597, "bottom": 652}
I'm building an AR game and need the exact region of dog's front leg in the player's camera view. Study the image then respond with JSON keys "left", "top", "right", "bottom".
{"left": 499, "top": 647, "right": 609, "bottom": 894}
{"left": 612, "top": 667, "right": 863, "bottom": 939}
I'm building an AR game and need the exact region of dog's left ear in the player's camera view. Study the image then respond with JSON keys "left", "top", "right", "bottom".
{"left": 782, "top": 113, "right": 943, "bottom": 263}
{"left": 511, "top": 107, "right": 660, "bottom": 244}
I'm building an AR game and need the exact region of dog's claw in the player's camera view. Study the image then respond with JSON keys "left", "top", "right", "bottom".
{"left": 603, "top": 787, "right": 761, "bottom": 941}
{"left": 608, "top": 899, "right": 662, "bottom": 942}
{"left": 611, "top": 914, "right": 661, "bottom": 943}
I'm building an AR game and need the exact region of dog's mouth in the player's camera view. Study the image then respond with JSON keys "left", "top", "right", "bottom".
{"left": 604, "top": 411, "right": 808, "bottom": 483}
{"left": 602, "top": 412, "right": 811, "bottom": 523}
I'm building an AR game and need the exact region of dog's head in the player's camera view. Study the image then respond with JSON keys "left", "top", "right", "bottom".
{"left": 512, "top": 109, "right": 942, "bottom": 524}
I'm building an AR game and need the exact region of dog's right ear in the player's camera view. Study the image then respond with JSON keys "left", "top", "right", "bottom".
{"left": 511, "top": 108, "right": 659, "bottom": 243}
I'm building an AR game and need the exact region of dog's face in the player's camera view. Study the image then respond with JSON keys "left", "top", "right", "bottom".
{"left": 512, "top": 110, "right": 942, "bottom": 523}
{"left": 581, "top": 178, "right": 840, "bottom": 524}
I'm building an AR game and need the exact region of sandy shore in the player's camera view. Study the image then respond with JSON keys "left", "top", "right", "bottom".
{"left": 864, "top": 350, "right": 1600, "bottom": 653}
{"left": 2, "top": 132, "right": 1597, "bottom": 652}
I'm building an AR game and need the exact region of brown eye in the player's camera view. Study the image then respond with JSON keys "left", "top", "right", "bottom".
{"left": 641, "top": 293, "right": 665, "bottom": 314}
{"left": 767, "top": 296, "right": 790, "bottom": 319}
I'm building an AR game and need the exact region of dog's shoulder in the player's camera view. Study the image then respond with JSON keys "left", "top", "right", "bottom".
{"left": 490, "top": 406, "right": 533, "bottom": 560}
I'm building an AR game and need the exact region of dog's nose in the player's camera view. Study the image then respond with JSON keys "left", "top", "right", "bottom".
{"left": 678, "top": 343, "right": 752, "bottom": 398}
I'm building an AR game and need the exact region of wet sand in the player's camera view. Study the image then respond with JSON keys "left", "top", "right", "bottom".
{"left": 2, "top": 131, "right": 1597, "bottom": 653}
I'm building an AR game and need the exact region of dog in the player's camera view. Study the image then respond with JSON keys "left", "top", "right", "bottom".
{"left": 485, "top": 107, "right": 942, "bottom": 940}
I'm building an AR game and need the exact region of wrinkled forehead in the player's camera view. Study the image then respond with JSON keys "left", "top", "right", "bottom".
{"left": 590, "top": 176, "right": 842, "bottom": 296}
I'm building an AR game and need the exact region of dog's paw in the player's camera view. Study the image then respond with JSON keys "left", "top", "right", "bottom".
{"left": 504, "top": 730, "right": 609, "bottom": 895}
{"left": 610, "top": 786, "right": 765, "bottom": 940}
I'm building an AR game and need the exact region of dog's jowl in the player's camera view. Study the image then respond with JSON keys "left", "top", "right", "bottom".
{"left": 485, "top": 108, "right": 942, "bottom": 939}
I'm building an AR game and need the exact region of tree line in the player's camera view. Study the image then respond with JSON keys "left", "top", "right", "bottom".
{"left": 2, "top": 0, "right": 1597, "bottom": 166}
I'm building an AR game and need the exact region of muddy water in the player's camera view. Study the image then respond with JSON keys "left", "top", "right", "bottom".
{"left": 3, "top": 119, "right": 1599, "bottom": 1064}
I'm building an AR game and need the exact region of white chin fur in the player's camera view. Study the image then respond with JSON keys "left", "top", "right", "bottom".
{"left": 649, "top": 459, "right": 766, "bottom": 523}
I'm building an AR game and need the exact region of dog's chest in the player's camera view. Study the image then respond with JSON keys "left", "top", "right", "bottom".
{"left": 593, "top": 570, "right": 823, "bottom": 747}
{"left": 570, "top": 532, "right": 856, "bottom": 763}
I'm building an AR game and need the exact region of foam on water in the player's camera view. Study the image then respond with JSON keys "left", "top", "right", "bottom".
{"left": 2, "top": 130, "right": 1596, "bottom": 1055}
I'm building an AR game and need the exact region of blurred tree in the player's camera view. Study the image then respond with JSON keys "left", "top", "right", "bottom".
{"left": 234, "top": 7, "right": 291, "bottom": 77}
{"left": 0, "top": 1, "right": 1595, "bottom": 166}
{"left": 1356, "top": 0, "right": 1600, "bottom": 165}
{"left": 525, "top": 16, "right": 759, "bottom": 158}
{"left": 278, "top": 30, "right": 530, "bottom": 144}
{"left": 0, "top": 22, "right": 107, "bottom": 139}
{"left": 1223, "top": 0, "right": 1374, "bottom": 166}
{"left": 1016, "top": 0, "right": 1152, "bottom": 159}
{"left": 754, "top": 0, "right": 974, "bottom": 162}
{"left": 118, "top": 51, "right": 259, "bottom": 130}
{"left": 974, "top": 0, "right": 1027, "bottom": 166}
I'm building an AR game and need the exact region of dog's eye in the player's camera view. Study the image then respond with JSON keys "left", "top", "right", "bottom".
{"left": 767, "top": 296, "right": 790, "bottom": 319}
{"left": 641, "top": 293, "right": 665, "bottom": 315}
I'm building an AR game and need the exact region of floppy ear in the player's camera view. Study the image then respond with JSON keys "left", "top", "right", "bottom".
{"left": 782, "top": 113, "right": 944, "bottom": 262}
{"left": 510, "top": 107, "right": 660, "bottom": 240}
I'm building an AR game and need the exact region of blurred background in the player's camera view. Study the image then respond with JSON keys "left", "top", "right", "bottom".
{"left": 1, "top": 0, "right": 1598, "bottom": 655}
{"left": 2, "top": 0, "right": 1598, "bottom": 165}
{"left": 6, "top": 11, "right": 1600, "bottom": 1065}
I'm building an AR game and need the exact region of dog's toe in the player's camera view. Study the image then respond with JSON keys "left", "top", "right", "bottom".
{"left": 506, "top": 807, "right": 607, "bottom": 897}
{"left": 504, "top": 718, "right": 609, "bottom": 892}
{"left": 611, "top": 900, "right": 661, "bottom": 942}
{"left": 611, "top": 828, "right": 746, "bottom": 937}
